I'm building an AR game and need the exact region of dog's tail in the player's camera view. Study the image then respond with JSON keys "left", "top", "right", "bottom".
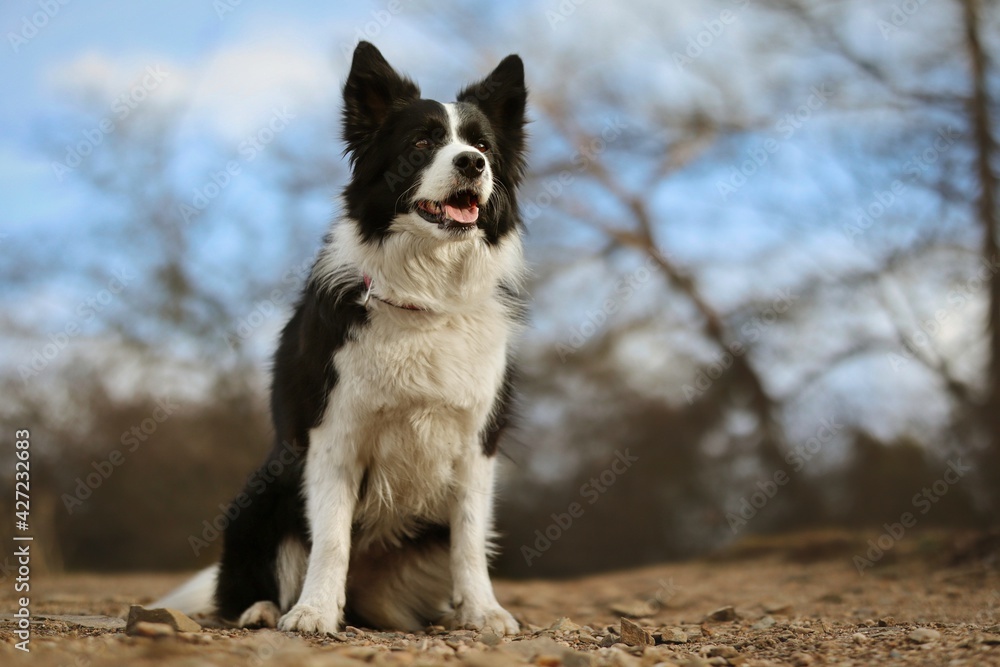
{"left": 152, "top": 564, "right": 218, "bottom": 615}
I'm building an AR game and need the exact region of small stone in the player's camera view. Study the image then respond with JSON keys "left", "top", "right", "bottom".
{"left": 789, "top": 652, "right": 813, "bottom": 666}
{"left": 680, "top": 658, "right": 711, "bottom": 667}
{"left": 610, "top": 600, "right": 658, "bottom": 618}
{"left": 706, "top": 658, "right": 728, "bottom": 666}
{"left": 126, "top": 606, "right": 201, "bottom": 633}
{"left": 706, "top": 645, "right": 738, "bottom": 659}
{"left": 600, "top": 634, "right": 618, "bottom": 648}
{"left": 563, "top": 650, "right": 595, "bottom": 667}
{"left": 620, "top": 618, "right": 654, "bottom": 647}
{"left": 877, "top": 617, "right": 895, "bottom": 627}
{"left": 982, "top": 634, "right": 1000, "bottom": 645}
{"left": 550, "top": 617, "right": 583, "bottom": 633}
{"left": 907, "top": 628, "right": 941, "bottom": 644}
{"left": 655, "top": 627, "right": 688, "bottom": 644}
{"left": 128, "top": 621, "right": 175, "bottom": 638}
{"left": 478, "top": 629, "right": 502, "bottom": 647}
{"left": 764, "top": 603, "right": 793, "bottom": 615}
{"left": 705, "top": 606, "right": 737, "bottom": 622}
{"left": 852, "top": 632, "right": 868, "bottom": 644}
{"left": 751, "top": 616, "right": 775, "bottom": 630}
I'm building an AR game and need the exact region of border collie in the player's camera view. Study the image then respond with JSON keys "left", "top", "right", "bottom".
{"left": 155, "top": 42, "right": 527, "bottom": 635}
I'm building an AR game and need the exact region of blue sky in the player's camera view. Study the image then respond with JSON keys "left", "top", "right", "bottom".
{"left": 1, "top": 0, "right": 990, "bottom": 464}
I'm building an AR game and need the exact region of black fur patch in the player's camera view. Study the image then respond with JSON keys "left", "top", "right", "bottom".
{"left": 214, "top": 277, "right": 368, "bottom": 620}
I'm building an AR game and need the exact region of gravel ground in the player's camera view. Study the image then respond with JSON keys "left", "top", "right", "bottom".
{"left": 3, "top": 535, "right": 1000, "bottom": 666}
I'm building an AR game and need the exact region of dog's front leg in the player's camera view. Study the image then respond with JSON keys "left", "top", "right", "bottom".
{"left": 445, "top": 454, "right": 519, "bottom": 635}
{"left": 278, "top": 438, "right": 360, "bottom": 635}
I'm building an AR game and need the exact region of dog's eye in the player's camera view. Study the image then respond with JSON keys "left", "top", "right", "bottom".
{"left": 414, "top": 138, "right": 431, "bottom": 149}
{"left": 474, "top": 141, "right": 490, "bottom": 153}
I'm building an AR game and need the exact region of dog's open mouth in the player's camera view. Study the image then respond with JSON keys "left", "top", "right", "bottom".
{"left": 415, "top": 191, "right": 480, "bottom": 227}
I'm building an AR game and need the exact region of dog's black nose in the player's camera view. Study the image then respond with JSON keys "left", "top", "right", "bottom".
{"left": 454, "top": 151, "right": 486, "bottom": 179}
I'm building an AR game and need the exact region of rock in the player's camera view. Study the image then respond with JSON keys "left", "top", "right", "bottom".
{"left": 789, "top": 652, "right": 813, "bottom": 666}
{"left": 126, "top": 606, "right": 201, "bottom": 634}
{"left": 655, "top": 627, "right": 688, "bottom": 644}
{"left": 478, "top": 628, "right": 502, "bottom": 647}
{"left": 763, "top": 603, "right": 793, "bottom": 615}
{"left": 620, "top": 618, "right": 654, "bottom": 647}
{"left": 680, "top": 658, "right": 711, "bottom": 667}
{"left": 563, "top": 650, "right": 595, "bottom": 667}
{"left": 877, "top": 617, "right": 895, "bottom": 627}
{"left": 705, "top": 606, "right": 737, "bottom": 622}
{"left": 501, "top": 636, "right": 565, "bottom": 659}
{"left": 982, "top": 634, "right": 1000, "bottom": 645}
{"left": 907, "top": 628, "right": 941, "bottom": 644}
{"left": 751, "top": 615, "right": 776, "bottom": 630}
{"left": 128, "top": 621, "right": 175, "bottom": 638}
{"left": 550, "top": 616, "right": 583, "bottom": 633}
{"left": 706, "top": 645, "right": 738, "bottom": 659}
{"left": 610, "top": 600, "right": 658, "bottom": 618}
{"left": 852, "top": 632, "right": 868, "bottom": 644}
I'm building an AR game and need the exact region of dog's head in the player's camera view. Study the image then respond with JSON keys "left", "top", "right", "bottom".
{"left": 341, "top": 42, "right": 527, "bottom": 246}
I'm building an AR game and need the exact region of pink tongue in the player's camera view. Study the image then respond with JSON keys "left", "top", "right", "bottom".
{"left": 443, "top": 203, "right": 479, "bottom": 224}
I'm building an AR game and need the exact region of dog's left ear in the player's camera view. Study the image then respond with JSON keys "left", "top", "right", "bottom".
{"left": 457, "top": 54, "right": 527, "bottom": 145}
{"left": 343, "top": 41, "right": 420, "bottom": 160}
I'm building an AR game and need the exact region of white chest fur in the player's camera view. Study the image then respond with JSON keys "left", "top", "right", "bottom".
{"left": 307, "top": 219, "right": 523, "bottom": 551}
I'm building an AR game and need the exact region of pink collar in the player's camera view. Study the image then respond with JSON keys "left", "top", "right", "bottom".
{"left": 362, "top": 274, "right": 427, "bottom": 312}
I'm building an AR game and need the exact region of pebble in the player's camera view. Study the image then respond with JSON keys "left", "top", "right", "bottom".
{"left": 125, "top": 606, "right": 201, "bottom": 634}
{"left": 907, "top": 628, "right": 941, "bottom": 643}
{"left": 550, "top": 617, "right": 583, "bottom": 633}
{"left": 620, "top": 618, "right": 654, "bottom": 647}
{"left": 609, "top": 600, "right": 658, "bottom": 618}
{"left": 851, "top": 632, "right": 868, "bottom": 644}
{"left": 706, "top": 645, "right": 738, "bottom": 659}
{"left": 706, "top": 606, "right": 737, "bottom": 622}
{"left": 752, "top": 616, "right": 776, "bottom": 630}
{"left": 789, "top": 652, "right": 814, "bottom": 666}
{"left": 128, "top": 621, "right": 175, "bottom": 638}
{"left": 656, "top": 627, "right": 688, "bottom": 644}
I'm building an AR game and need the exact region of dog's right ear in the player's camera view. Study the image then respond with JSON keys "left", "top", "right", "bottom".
{"left": 342, "top": 42, "right": 420, "bottom": 161}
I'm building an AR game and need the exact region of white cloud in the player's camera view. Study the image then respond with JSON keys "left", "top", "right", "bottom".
{"left": 45, "top": 35, "right": 336, "bottom": 141}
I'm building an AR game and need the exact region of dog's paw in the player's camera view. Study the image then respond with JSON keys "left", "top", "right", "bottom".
{"left": 237, "top": 600, "right": 281, "bottom": 628}
{"left": 443, "top": 604, "right": 519, "bottom": 635}
{"left": 277, "top": 604, "right": 341, "bottom": 635}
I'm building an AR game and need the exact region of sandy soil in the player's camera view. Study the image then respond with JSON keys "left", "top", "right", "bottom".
{"left": 3, "top": 534, "right": 1000, "bottom": 666}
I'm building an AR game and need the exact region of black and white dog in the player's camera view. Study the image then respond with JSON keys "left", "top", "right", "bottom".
{"left": 156, "top": 42, "right": 527, "bottom": 635}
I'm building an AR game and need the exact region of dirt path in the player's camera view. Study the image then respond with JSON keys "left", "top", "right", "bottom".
{"left": 3, "top": 543, "right": 1000, "bottom": 666}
